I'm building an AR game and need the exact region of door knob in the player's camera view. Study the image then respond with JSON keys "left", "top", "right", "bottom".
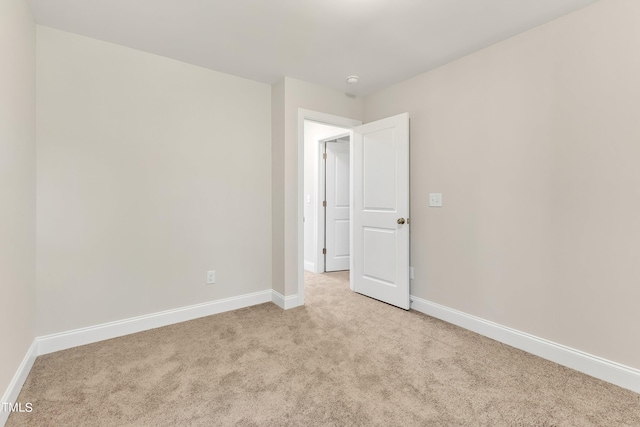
{"left": 397, "top": 218, "right": 405, "bottom": 225}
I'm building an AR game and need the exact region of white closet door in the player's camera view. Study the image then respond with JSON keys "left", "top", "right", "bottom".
{"left": 325, "top": 140, "right": 350, "bottom": 272}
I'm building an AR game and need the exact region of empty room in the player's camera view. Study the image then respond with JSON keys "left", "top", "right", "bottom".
{"left": 2, "top": 0, "right": 639, "bottom": 425}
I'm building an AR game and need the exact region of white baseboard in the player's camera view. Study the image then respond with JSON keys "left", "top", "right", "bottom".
{"left": 1, "top": 340, "right": 38, "bottom": 427}
{"left": 303, "top": 260, "right": 315, "bottom": 272}
{"left": 272, "top": 290, "right": 300, "bottom": 309}
{"left": 38, "top": 289, "right": 273, "bottom": 355}
{"left": 410, "top": 295, "right": 640, "bottom": 394}
{"left": 5, "top": 290, "right": 637, "bottom": 427}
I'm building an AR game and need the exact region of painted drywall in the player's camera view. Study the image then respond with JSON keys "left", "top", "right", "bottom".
{"left": 303, "top": 122, "right": 350, "bottom": 273}
{"left": 364, "top": 0, "right": 640, "bottom": 370}
{"left": 272, "top": 77, "right": 363, "bottom": 297}
{"left": 0, "top": 0, "right": 36, "bottom": 400}
{"left": 36, "top": 26, "right": 272, "bottom": 335}
{"left": 271, "top": 80, "right": 286, "bottom": 296}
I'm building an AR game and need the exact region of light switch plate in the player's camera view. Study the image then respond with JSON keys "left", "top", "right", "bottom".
{"left": 429, "top": 193, "right": 443, "bottom": 207}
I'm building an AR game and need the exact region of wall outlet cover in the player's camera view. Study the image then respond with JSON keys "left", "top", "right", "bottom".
{"left": 206, "top": 270, "right": 216, "bottom": 285}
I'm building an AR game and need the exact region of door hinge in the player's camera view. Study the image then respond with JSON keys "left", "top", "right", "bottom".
{"left": 323, "top": 200, "right": 327, "bottom": 207}
{"left": 322, "top": 248, "right": 326, "bottom": 255}
{"left": 323, "top": 153, "right": 327, "bottom": 160}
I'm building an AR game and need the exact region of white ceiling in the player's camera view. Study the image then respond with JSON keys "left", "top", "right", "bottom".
{"left": 28, "top": 0, "right": 600, "bottom": 96}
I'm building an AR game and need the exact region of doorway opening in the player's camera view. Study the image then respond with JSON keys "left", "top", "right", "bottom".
{"left": 298, "top": 110, "right": 362, "bottom": 306}
{"left": 297, "top": 109, "right": 411, "bottom": 310}
{"left": 303, "top": 121, "right": 350, "bottom": 274}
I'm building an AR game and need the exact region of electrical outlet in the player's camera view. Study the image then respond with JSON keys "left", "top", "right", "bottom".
{"left": 429, "top": 193, "right": 443, "bottom": 207}
{"left": 207, "top": 270, "right": 216, "bottom": 285}
{"left": 409, "top": 266, "right": 414, "bottom": 280}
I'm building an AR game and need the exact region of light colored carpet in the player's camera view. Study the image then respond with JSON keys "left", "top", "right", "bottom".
{"left": 7, "top": 271, "right": 640, "bottom": 426}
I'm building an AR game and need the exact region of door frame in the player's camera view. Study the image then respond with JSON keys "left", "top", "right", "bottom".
{"left": 317, "top": 133, "right": 350, "bottom": 273}
{"left": 298, "top": 109, "right": 362, "bottom": 305}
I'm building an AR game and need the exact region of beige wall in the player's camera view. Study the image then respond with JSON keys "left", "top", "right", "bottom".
{"left": 0, "top": 0, "right": 36, "bottom": 398}
{"left": 273, "top": 77, "right": 363, "bottom": 296}
{"left": 36, "top": 27, "right": 272, "bottom": 335}
{"left": 364, "top": 0, "right": 640, "bottom": 369}
{"left": 271, "top": 80, "right": 286, "bottom": 295}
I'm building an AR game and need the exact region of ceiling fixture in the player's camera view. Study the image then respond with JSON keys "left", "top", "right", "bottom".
{"left": 346, "top": 75, "right": 359, "bottom": 84}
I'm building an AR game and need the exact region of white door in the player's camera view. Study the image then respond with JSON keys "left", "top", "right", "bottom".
{"left": 352, "top": 113, "right": 410, "bottom": 309}
{"left": 325, "top": 140, "right": 350, "bottom": 271}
